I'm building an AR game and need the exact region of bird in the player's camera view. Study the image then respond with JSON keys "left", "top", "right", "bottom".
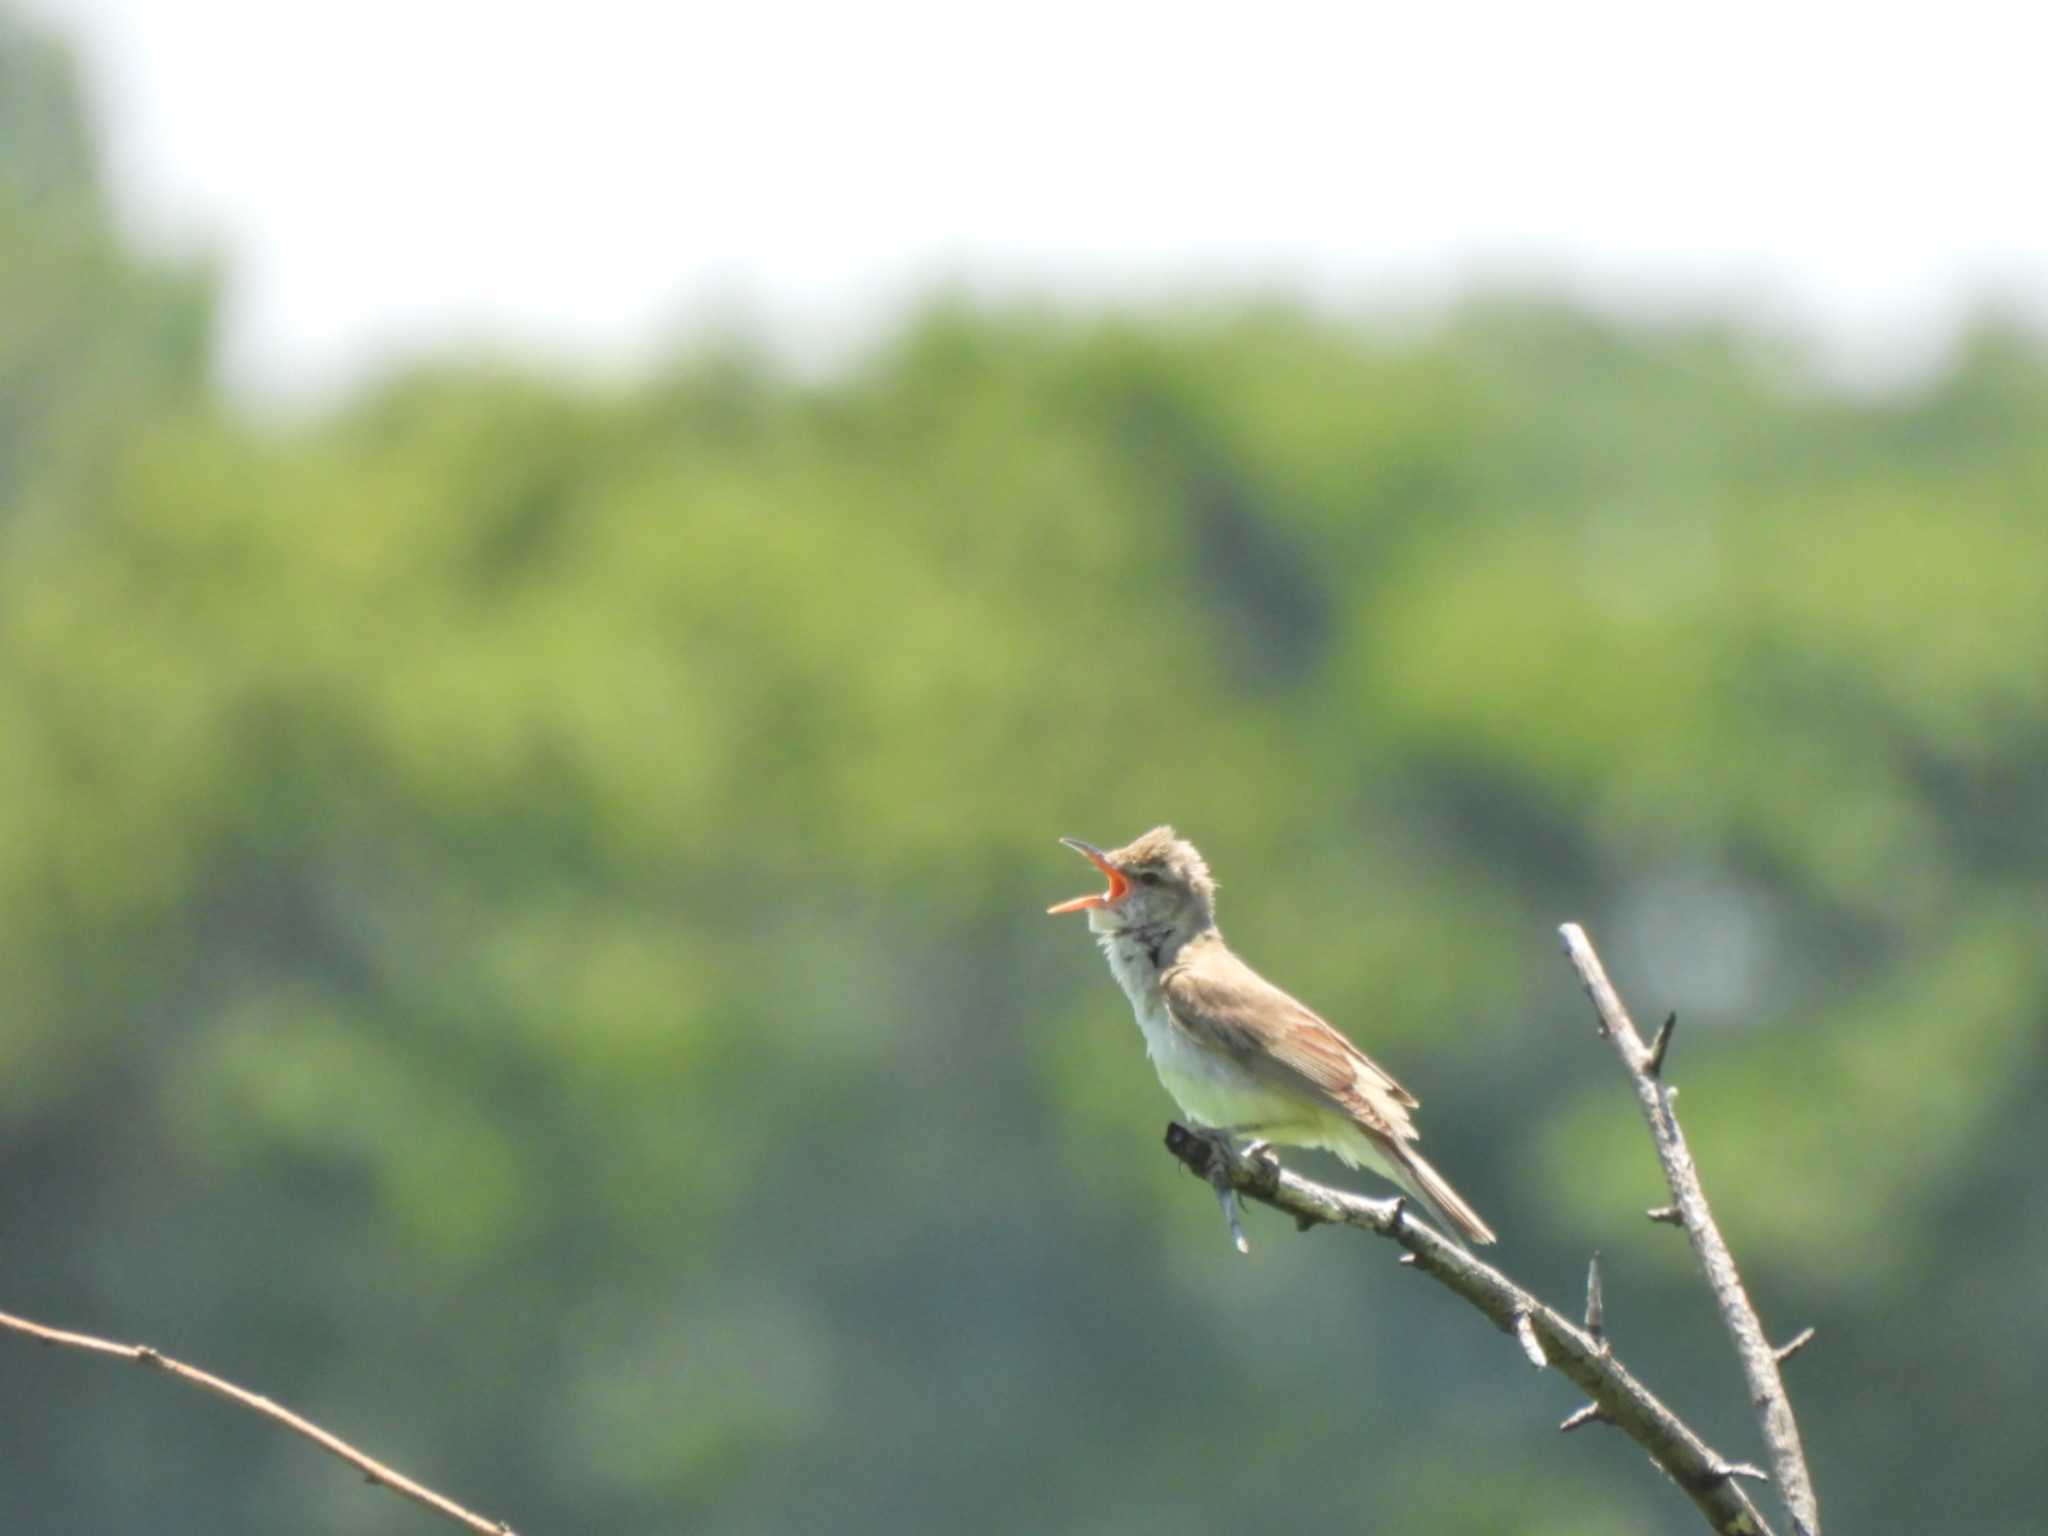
{"left": 1048, "top": 825, "right": 1495, "bottom": 1246}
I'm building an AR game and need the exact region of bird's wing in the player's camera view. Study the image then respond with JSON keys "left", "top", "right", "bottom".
{"left": 1161, "top": 944, "right": 1422, "bottom": 1143}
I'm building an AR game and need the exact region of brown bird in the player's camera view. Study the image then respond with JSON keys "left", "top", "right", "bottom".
{"left": 1049, "top": 826, "right": 1495, "bottom": 1246}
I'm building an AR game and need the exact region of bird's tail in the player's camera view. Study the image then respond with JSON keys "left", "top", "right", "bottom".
{"left": 1391, "top": 1144, "right": 1497, "bottom": 1246}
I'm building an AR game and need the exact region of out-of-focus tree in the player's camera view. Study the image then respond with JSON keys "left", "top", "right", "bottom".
{"left": 0, "top": 9, "right": 212, "bottom": 525}
{"left": 4, "top": 10, "right": 2046, "bottom": 1535}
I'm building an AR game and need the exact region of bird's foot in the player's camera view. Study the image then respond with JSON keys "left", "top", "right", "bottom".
{"left": 1204, "top": 1130, "right": 1283, "bottom": 1193}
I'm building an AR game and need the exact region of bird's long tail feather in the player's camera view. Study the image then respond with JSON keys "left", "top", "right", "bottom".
{"left": 1391, "top": 1145, "right": 1497, "bottom": 1246}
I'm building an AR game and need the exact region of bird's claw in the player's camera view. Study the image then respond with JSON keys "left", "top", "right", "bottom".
{"left": 1210, "top": 1131, "right": 1282, "bottom": 1192}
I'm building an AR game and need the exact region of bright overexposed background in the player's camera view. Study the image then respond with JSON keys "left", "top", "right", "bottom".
{"left": 27, "top": 0, "right": 2048, "bottom": 403}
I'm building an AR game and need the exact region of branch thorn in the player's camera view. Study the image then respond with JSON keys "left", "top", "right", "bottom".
{"left": 1559, "top": 1401, "right": 1609, "bottom": 1433}
{"left": 1512, "top": 1308, "right": 1546, "bottom": 1370}
{"left": 1645, "top": 1011, "right": 1677, "bottom": 1077}
{"left": 1773, "top": 1326, "right": 1816, "bottom": 1364}
{"left": 1584, "top": 1251, "right": 1607, "bottom": 1352}
{"left": 1710, "top": 1461, "right": 1771, "bottom": 1486}
{"left": 1645, "top": 1204, "right": 1683, "bottom": 1226}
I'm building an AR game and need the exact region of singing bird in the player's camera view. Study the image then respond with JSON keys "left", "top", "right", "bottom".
{"left": 1049, "top": 826, "right": 1495, "bottom": 1245}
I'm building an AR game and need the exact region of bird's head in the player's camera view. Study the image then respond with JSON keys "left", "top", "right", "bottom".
{"left": 1047, "top": 825, "right": 1217, "bottom": 935}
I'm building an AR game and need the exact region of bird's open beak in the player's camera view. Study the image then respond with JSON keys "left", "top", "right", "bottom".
{"left": 1047, "top": 838, "right": 1130, "bottom": 915}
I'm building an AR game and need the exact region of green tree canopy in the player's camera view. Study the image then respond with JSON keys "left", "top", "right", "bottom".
{"left": 4, "top": 12, "right": 2046, "bottom": 1533}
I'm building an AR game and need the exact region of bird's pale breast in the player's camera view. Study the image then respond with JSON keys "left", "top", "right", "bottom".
{"left": 1099, "top": 929, "right": 1308, "bottom": 1130}
{"left": 1095, "top": 924, "right": 1405, "bottom": 1183}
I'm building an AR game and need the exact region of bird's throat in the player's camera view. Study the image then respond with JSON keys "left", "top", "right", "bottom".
{"left": 1093, "top": 918, "right": 1183, "bottom": 997}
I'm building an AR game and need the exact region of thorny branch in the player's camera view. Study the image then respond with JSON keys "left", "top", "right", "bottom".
{"left": 0, "top": 1307, "right": 515, "bottom": 1536}
{"left": 1164, "top": 921, "right": 1823, "bottom": 1536}
{"left": 1559, "top": 923, "right": 1821, "bottom": 1536}
{"left": 1166, "top": 1125, "right": 1773, "bottom": 1536}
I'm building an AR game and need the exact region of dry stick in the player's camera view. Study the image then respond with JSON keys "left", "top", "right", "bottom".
{"left": 0, "top": 1307, "right": 515, "bottom": 1536}
{"left": 1165, "top": 1126, "right": 1774, "bottom": 1536}
{"left": 1558, "top": 923, "right": 1820, "bottom": 1536}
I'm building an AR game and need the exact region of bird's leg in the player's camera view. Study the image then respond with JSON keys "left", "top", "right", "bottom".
{"left": 1189, "top": 1125, "right": 1289, "bottom": 1254}
{"left": 1211, "top": 1177, "right": 1251, "bottom": 1256}
{"left": 1180, "top": 1127, "right": 1253, "bottom": 1255}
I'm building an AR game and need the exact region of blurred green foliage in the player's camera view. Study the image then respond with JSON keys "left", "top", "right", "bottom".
{"left": 4, "top": 12, "right": 2047, "bottom": 1534}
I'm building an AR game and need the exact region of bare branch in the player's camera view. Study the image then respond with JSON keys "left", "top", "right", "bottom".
{"left": 0, "top": 1307, "right": 515, "bottom": 1535}
{"left": 1558, "top": 923, "right": 1820, "bottom": 1536}
{"left": 1164, "top": 1125, "right": 1775, "bottom": 1536}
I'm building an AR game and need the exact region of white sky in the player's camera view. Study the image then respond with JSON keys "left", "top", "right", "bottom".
{"left": 28, "top": 0, "right": 2048, "bottom": 405}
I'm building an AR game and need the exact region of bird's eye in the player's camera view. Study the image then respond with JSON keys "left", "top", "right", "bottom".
{"left": 1136, "top": 871, "right": 1161, "bottom": 887}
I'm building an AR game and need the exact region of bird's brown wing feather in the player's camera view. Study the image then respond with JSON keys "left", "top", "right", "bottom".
{"left": 1160, "top": 943, "right": 1422, "bottom": 1143}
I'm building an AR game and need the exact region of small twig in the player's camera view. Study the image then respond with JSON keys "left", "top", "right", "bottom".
{"left": 1163, "top": 1124, "right": 1774, "bottom": 1536}
{"left": 1647, "top": 1205, "right": 1684, "bottom": 1226}
{"left": 1512, "top": 1310, "right": 1547, "bottom": 1370}
{"left": 1773, "top": 1328, "right": 1816, "bottom": 1365}
{"left": 1558, "top": 923, "right": 1820, "bottom": 1536}
{"left": 0, "top": 1307, "right": 515, "bottom": 1535}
